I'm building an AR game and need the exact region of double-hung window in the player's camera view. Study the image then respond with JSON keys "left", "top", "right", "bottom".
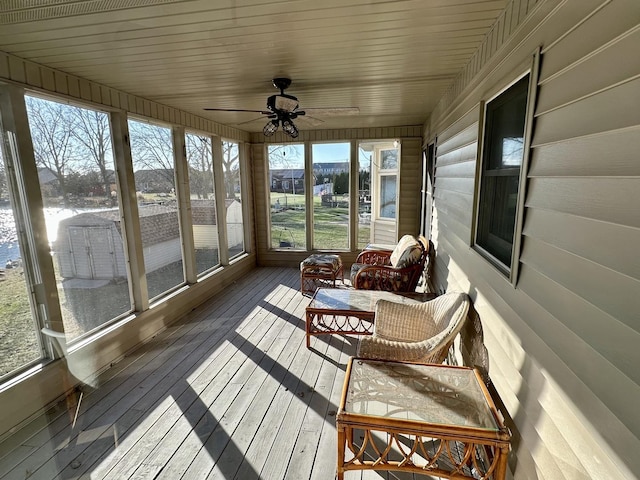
{"left": 475, "top": 74, "right": 531, "bottom": 275}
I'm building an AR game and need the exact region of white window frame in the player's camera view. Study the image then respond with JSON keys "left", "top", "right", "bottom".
{"left": 372, "top": 143, "right": 400, "bottom": 224}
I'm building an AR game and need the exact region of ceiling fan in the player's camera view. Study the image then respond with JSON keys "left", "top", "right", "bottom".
{"left": 203, "top": 78, "right": 359, "bottom": 138}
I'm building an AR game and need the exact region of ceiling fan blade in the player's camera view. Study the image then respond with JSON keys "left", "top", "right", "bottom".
{"left": 302, "top": 107, "right": 360, "bottom": 116}
{"left": 203, "top": 108, "right": 271, "bottom": 114}
{"left": 296, "top": 115, "right": 324, "bottom": 127}
{"left": 235, "top": 116, "right": 270, "bottom": 126}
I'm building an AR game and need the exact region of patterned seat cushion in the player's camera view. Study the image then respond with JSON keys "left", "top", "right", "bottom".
{"left": 389, "top": 235, "right": 422, "bottom": 268}
{"left": 300, "top": 254, "right": 342, "bottom": 273}
{"left": 350, "top": 263, "right": 367, "bottom": 284}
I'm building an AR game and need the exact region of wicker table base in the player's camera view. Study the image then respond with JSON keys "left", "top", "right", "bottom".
{"left": 337, "top": 359, "right": 511, "bottom": 480}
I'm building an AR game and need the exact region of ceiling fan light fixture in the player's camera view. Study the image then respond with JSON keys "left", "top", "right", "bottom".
{"left": 263, "top": 119, "right": 279, "bottom": 136}
{"left": 282, "top": 118, "right": 299, "bottom": 138}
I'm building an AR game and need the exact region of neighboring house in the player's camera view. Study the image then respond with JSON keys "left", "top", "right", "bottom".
{"left": 134, "top": 169, "right": 174, "bottom": 193}
{"left": 36, "top": 167, "right": 60, "bottom": 197}
{"left": 269, "top": 168, "right": 305, "bottom": 193}
{"left": 312, "top": 161, "right": 348, "bottom": 176}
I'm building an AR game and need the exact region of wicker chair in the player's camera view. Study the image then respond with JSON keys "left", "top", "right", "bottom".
{"left": 350, "top": 235, "right": 429, "bottom": 292}
{"left": 357, "top": 292, "right": 470, "bottom": 364}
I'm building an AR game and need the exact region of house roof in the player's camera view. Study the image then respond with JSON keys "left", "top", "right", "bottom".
{"left": 0, "top": 1, "right": 510, "bottom": 133}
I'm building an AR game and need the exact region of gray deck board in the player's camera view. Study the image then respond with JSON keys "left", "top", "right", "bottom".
{"left": 0, "top": 267, "right": 368, "bottom": 480}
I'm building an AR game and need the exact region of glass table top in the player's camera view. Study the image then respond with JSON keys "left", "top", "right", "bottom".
{"left": 308, "top": 288, "right": 424, "bottom": 313}
{"left": 344, "top": 359, "right": 500, "bottom": 431}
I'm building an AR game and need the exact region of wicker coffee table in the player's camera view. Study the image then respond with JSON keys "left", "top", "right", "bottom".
{"left": 305, "top": 288, "right": 427, "bottom": 349}
{"left": 337, "top": 358, "right": 511, "bottom": 479}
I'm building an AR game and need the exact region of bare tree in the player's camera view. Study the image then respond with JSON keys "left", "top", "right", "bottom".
{"left": 25, "top": 96, "right": 77, "bottom": 206}
{"left": 70, "top": 107, "right": 113, "bottom": 200}
{"left": 222, "top": 141, "right": 239, "bottom": 200}
{"left": 186, "top": 134, "right": 214, "bottom": 200}
{"left": 128, "top": 120, "right": 175, "bottom": 193}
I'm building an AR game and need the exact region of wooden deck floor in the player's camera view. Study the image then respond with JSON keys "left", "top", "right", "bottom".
{"left": 0, "top": 267, "right": 431, "bottom": 480}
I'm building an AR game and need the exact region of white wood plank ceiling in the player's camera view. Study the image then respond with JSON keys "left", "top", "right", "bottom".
{"left": 0, "top": 0, "right": 511, "bottom": 132}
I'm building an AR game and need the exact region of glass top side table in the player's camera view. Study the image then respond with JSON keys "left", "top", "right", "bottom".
{"left": 337, "top": 358, "right": 511, "bottom": 479}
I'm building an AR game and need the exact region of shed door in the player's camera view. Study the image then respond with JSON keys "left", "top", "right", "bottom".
{"left": 68, "top": 226, "right": 116, "bottom": 279}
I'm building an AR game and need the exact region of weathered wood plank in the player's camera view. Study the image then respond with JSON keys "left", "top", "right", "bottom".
{"left": 0, "top": 268, "right": 286, "bottom": 480}
{"left": 0, "top": 268, "right": 379, "bottom": 480}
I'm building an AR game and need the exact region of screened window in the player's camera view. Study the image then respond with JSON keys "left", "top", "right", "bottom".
{"left": 128, "top": 119, "right": 183, "bottom": 300}
{"left": 186, "top": 133, "right": 219, "bottom": 275}
{"left": 357, "top": 146, "right": 371, "bottom": 249}
{"left": 312, "top": 143, "right": 350, "bottom": 250}
{"left": 377, "top": 148, "right": 399, "bottom": 220}
{"left": 0, "top": 119, "right": 42, "bottom": 376}
{"left": 476, "top": 74, "right": 530, "bottom": 270}
{"left": 267, "top": 144, "right": 306, "bottom": 250}
{"left": 25, "top": 96, "right": 132, "bottom": 340}
{"left": 222, "top": 140, "right": 244, "bottom": 258}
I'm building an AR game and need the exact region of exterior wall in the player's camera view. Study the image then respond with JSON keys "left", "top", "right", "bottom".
{"left": 251, "top": 128, "right": 423, "bottom": 267}
{"left": 142, "top": 239, "right": 182, "bottom": 273}
{"left": 193, "top": 225, "right": 219, "bottom": 249}
{"left": 425, "top": 1, "right": 640, "bottom": 479}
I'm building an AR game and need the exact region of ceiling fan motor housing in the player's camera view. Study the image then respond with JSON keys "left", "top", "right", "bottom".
{"left": 267, "top": 93, "right": 299, "bottom": 113}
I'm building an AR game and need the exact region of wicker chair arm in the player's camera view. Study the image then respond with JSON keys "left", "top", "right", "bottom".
{"left": 355, "top": 249, "right": 392, "bottom": 265}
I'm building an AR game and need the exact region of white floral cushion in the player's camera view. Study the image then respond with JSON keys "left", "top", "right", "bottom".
{"left": 390, "top": 235, "right": 422, "bottom": 268}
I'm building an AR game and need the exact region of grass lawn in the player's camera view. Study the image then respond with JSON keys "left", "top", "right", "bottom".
{"left": 270, "top": 193, "right": 371, "bottom": 249}
{"left": 0, "top": 249, "right": 221, "bottom": 378}
{"left": 0, "top": 268, "right": 40, "bottom": 377}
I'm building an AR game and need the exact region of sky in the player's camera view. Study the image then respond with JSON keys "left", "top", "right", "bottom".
{"left": 268, "top": 142, "right": 370, "bottom": 169}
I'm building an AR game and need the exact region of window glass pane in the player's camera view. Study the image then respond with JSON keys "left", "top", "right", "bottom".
{"left": 380, "top": 149, "right": 398, "bottom": 169}
{"left": 312, "top": 143, "right": 350, "bottom": 250}
{"left": 357, "top": 146, "right": 371, "bottom": 249}
{"left": 186, "top": 133, "right": 219, "bottom": 275}
{"left": 379, "top": 175, "right": 397, "bottom": 219}
{"left": 222, "top": 141, "right": 244, "bottom": 258}
{"left": 129, "top": 119, "right": 183, "bottom": 300}
{"left": 25, "top": 96, "right": 132, "bottom": 340}
{"left": 0, "top": 134, "right": 41, "bottom": 377}
{"left": 267, "top": 144, "right": 306, "bottom": 249}
{"left": 477, "top": 175, "right": 519, "bottom": 265}
{"left": 485, "top": 77, "right": 528, "bottom": 170}
{"left": 476, "top": 75, "right": 529, "bottom": 269}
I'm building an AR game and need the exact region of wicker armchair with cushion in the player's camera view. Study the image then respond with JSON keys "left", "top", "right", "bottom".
{"left": 350, "top": 234, "right": 428, "bottom": 292}
{"left": 356, "top": 292, "right": 470, "bottom": 364}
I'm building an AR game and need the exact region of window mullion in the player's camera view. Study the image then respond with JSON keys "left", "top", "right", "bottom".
{"left": 110, "top": 111, "right": 148, "bottom": 311}
{"left": 172, "top": 126, "right": 196, "bottom": 284}
{"left": 212, "top": 135, "right": 229, "bottom": 265}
